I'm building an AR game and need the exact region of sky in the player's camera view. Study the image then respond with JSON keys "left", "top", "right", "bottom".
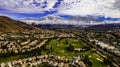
{"left": 0, "top": 0, "right": 120, "bottom": 21}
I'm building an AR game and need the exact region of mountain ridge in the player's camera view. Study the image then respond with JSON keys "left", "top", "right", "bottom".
{"left": 0, "top": 16, "right": 40, "bottom": 32}
{"left": 21, "top": 15, "right": 120, "bottom": 26}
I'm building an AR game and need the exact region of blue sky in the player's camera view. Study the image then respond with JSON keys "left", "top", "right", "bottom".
{"left": 0, "top": 0, "right": 120, "bottom": 21}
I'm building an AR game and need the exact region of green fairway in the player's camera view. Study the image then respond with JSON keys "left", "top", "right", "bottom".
{"left": 89, "top": 53, "right": 107, "bottom": 67}
{"left": 0, "top": 38, "right": 108, "bottom": 67}
{"left": 45, "top": 39, "right": 84, "bottom": 58}
{"left": 43, "top": 38, "right": 108, "bottom": 67}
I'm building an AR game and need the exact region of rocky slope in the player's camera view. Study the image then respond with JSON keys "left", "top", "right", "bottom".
{"left": 0, "top": 16, "right": 40, "bottom": 32}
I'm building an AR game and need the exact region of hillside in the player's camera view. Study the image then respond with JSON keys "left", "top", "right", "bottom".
{"left": 0, "top": 16, "right": 40, "bottom": 32}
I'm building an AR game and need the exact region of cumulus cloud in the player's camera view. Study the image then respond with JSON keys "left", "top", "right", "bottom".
{"left": 56, "top": 0, "right": 120, "bottom": 18}
{"left": 0, "top": 0, "right": 120, "bottom": 18}
{"left": 0, "top": 0, "right": 58, "bottom": 13}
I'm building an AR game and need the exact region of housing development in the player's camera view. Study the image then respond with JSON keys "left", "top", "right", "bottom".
{"left": 0, "top": 0, "right": 120, "bottom": 66}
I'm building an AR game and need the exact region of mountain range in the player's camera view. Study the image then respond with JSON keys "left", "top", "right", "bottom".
{"left": 20, "top": 15, "right": 120, "bottom": 31}
{"left": 0, "top": 15, "right": 119, "bottom": 33}
{"left": 21, "top": 15, "right": 120, "bottom": 26}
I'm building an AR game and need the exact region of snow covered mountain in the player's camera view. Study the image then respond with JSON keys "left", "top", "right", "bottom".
{"left": 21, "top": 15, "right": 120, "bottom": 26}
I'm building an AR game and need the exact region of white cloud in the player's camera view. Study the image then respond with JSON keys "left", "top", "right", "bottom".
{"left": 45, "top": 0, "right": 58, "bottom": 10}
{"left": 0, "top": 0, "right": 120, "bottom": 18}
{"left": 56, "top": 0, "right": 120, "bottom": 18}
{"left": 0, "top": 0, "right": 58, "bottom": 14}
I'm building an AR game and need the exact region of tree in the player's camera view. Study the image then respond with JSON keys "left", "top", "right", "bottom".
{"left": 83, "top": 55, "right": 92, "bottom": 67}
{"left": 103, "top": 58, "right": 111, "bottom": 65}
{"left": 66, "top": 44, "right": 74, "bottom": 51}
{"left": 91, "top": 41, "right": 95, "bottom": 44}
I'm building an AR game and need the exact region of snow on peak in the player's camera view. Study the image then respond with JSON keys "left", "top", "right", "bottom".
{"left": 21, "top": 15, "right": 120, "bottom": 25}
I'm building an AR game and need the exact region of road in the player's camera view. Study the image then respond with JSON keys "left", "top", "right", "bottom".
{"left": 77, "top": 34, "right": 120, "bottom": 67}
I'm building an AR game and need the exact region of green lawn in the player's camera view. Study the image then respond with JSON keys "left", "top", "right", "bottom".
{"left": 45, "top": 39, "right": 83, "bottom": 58}
{"left": 44, "top": 38, "right": 108, "bottom": 67}
{"left": 0, "top": 55, "right": 20, "bottom": 63}
{"left": 89, "top": 53, "right": 107, "bottom": 67}
{"left": 0, "top": 38, "right": 108, "bottom": 67}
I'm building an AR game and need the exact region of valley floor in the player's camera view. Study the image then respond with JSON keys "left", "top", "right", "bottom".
{"left": 0, "top": 31, "right": 119, "bottom": 67}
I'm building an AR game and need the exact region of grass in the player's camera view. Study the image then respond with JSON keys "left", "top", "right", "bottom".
{"left": 89, "top": 53, "right": 107, "bottom": 67}
{"left": 45, "top": 39, "right": 84, "bottom": 58}
{"left": 44, "top": 38, "right": 108, "bottom": 67}
{"left": 0, "top": 54, "right": 31, "bottom": 63}
{"left": 0, "top": 55, "right": 20, "bottom": 63}
{"left": 45, "top": 39, "right": 84, "bottom": 57}
{"left": 0, "top": 38, "right": 108, "bottom": 67}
